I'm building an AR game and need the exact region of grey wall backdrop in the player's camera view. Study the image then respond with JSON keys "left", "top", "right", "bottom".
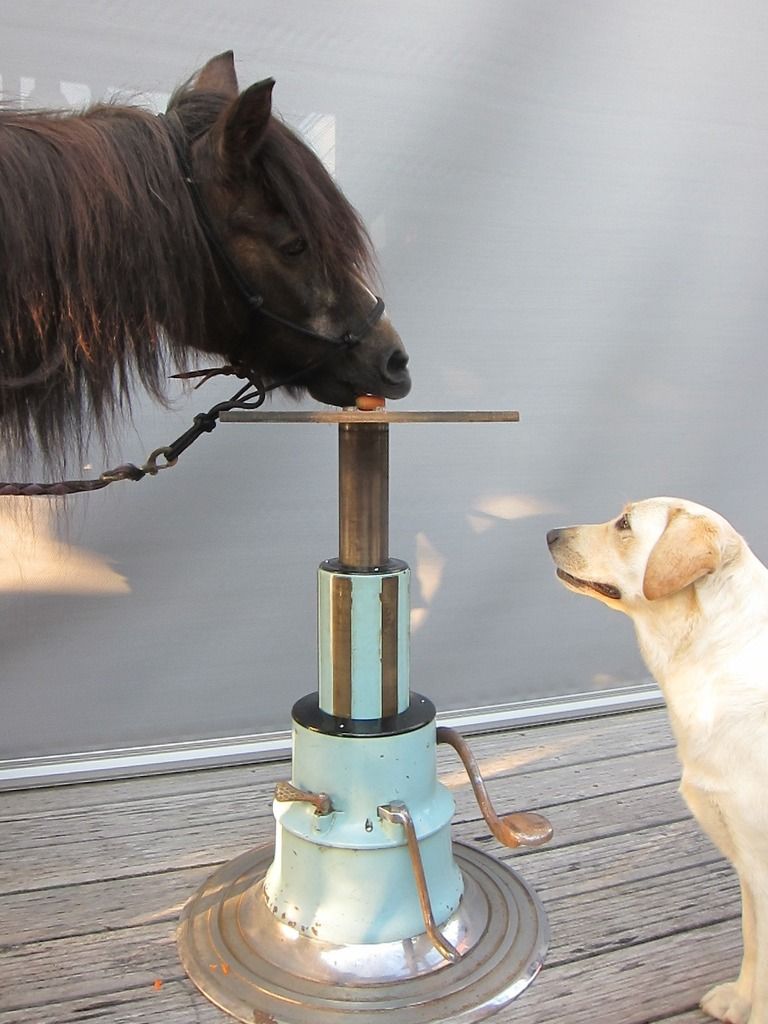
{"left": 2, "top": 1, "right": 768, "bottom": 762}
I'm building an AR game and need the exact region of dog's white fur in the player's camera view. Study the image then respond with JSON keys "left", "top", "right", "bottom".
{"left": 547, "top": 497, "right": 768, "bottom": 1024}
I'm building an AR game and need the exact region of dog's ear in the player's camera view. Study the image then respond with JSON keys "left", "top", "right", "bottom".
{"left": 642, "top": 511, "right": 721, "bottom": 600}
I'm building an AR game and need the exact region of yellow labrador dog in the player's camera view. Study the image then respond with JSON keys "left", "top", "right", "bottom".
{"left": 547, "top": 497, "right": 767, "bottom": 1024}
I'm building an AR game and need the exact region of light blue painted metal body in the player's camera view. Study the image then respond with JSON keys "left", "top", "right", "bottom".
{"left": 264, "top": 721, "right": 462, "bottom": 944}
{"left": 264, "top": 557, "right": 464, "bottom": 946}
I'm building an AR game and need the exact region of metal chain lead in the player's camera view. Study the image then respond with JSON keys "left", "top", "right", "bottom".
{"left": 0, "top": 371, "right": 266, "bottom": 497}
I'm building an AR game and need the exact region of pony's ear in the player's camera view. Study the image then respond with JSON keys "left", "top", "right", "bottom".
{"left": 193, "top": 51, "right": 239, "bottom": 97}
{"left": 220, "top": 78, "right": 275, "bottom": 173}
{"left": 642, "top": 510, "right": 721, "bottom": 600}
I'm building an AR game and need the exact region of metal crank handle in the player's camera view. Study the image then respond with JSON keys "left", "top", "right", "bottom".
{"left": 378, "top": 801, "right": 461, "bottom": 964}
{"left": 274, "top": 781, "right": 333, "bottom": 816}
{"left": 437, "top": 726, "right": 553, "bottom": 848}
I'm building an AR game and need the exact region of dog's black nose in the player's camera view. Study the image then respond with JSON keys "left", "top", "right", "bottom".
{"left": 546, "top": 528, "right": 562, "bottom": 548}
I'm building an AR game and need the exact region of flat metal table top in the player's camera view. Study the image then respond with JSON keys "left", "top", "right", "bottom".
{"left": 220, "top": 409, "right": 520, "bottom": 424}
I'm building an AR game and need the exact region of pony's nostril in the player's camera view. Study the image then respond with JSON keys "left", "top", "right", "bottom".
{"left": 384, "top": 349, "right": 410, "bottom": 380}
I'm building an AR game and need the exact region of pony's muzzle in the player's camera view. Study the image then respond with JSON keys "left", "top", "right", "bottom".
{"left": 376, "top": 339, "right": 411, "bottom": 395}
{"left": 382, "top": 346, "right": 411, "bottom": 391}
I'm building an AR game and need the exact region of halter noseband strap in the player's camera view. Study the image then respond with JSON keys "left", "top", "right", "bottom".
{"left": 247, "top": 293, "right": 385, "bottom": 348}
{"left": 161, "top": 111, "right": 385, "bottom": 352}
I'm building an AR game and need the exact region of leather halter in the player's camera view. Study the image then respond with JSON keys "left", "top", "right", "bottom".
{"left": 162, "top": 112, "right": 385, "bottom": 352}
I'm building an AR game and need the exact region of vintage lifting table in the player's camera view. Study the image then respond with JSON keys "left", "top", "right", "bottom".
{"left": 177, "top": 407, "right": 553, "bottom": 1024}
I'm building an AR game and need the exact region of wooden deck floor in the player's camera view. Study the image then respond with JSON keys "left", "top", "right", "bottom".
{"left": 0, "top": 708, "right": 740, "bottom": 1024}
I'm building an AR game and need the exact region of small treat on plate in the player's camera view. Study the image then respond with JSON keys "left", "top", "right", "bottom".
{"left": 355, "top": 395, "right": 386, "bottom": 411}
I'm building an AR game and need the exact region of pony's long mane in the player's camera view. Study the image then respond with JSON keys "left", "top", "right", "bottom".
{"left": 0, "top": 101, "right": 212, "bottom": 465}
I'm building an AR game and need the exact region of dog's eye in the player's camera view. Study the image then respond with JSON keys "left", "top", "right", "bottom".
{"left": 615, "top": 514, "right": 631, "bottom": 532}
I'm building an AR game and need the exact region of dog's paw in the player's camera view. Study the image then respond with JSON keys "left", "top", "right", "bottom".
{"left": 701, "top": 981, "right": 751, "bottom": 1024}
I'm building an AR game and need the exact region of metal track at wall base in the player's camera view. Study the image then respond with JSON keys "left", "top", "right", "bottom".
{"left": 178, "top": 840, "right": 548, "bottom": 1024}
{"left": 0, "top": 683, "right": 662, "bottom": 789}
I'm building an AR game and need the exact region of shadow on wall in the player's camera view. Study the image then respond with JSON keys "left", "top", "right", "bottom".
{"left": 410, "top": 491, "right": 558, "bottom": 631}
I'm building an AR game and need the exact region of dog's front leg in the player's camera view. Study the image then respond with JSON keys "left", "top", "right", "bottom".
{"left": 679, "top": 783, "right": 755, "bottom": 1024}
{"left": 745, "top": 876, "right": 768, "bottom": 1024}
{"left": 700, "top": 876, "right": 756, "bottom": 1024}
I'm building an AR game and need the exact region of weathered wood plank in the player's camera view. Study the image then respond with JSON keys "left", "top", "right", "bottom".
{"left": 1, "top": 817, "right": 736, "bottom": 1001}
{"left": 650, "top": 1013, "right": 712, "bottom": 1024}
{"left": 0, "top": 744, "right": 683, "bottom": 894}
{"left": 0, "top": 920, "right": 180, "bottom": 1013}
{"left": 544, "top": 860, "right": 739, "bottom": 966}
{"left": 0, "top": 976, "right": 715, "bottom": 1024}
{"left": 2, "top": 711, "right": 677, "bottom": 876}
{"left": 2, "top": 796, "right": 724, "bottom": 961}
{"left": 1, "top": 837, "right": 737, "bottom": 967}
{"left": 0, "top": 916, "right": 740, "bottom": 1024}
{"left": 0, "top": 980, "right": 221, "bottom": 1024}
{"left": 2, "top": 758, "right": 683, "bottom": 873}
{"left": 509, "top": 818, "right": 717, "bottom": 902}
{"left": 510, "top": 919, "right": 742, "bottom": 1024}
{"left": 0, "top": 708, "right": 675, "bottom": 817}
{"left": 1, "top": 784, "right": 720, "bottom": 972}
{"left": 1, "top": 868, "right": 204, "bottom": 948}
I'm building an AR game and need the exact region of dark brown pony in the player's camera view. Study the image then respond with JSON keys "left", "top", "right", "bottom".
{"left": 0, "top": 51, "right": 410, "bottom": 466}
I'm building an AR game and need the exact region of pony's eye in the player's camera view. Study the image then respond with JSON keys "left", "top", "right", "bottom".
{"left": 280, "top": 237, "right": 307, "bottom": 257}
{"left": 615, "top": 514, "right": 631, "bottom": 532}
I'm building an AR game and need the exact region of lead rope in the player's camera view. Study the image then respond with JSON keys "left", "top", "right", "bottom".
{"left": 0, "top": 331, "right": 359, "bottom": 497}
{"left": 0, "top": 367, "right": 266, "bottom": 496}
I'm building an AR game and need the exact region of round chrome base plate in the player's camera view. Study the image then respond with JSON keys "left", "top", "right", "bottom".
{"left": 178, "top": 840, "right": 548, "bottom": 1024}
